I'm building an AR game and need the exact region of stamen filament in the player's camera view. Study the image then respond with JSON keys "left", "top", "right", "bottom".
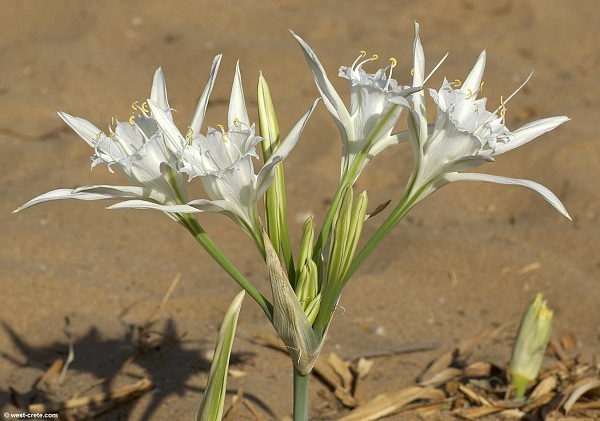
{"left": 423, "top": 52, "right": 449, "bottom": 84}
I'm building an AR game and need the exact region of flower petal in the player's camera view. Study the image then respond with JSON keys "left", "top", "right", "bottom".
{"left": 190, "top": 55, "right": 222, "bottom": 134}
{"left": 291, "top": 31, "right": 353, "bottom": 139}
{"left": 367, "top": 130, "right": 411, "bottom": 157}
{"left": 228, "top": 61, "right": 250, "bottom": 127}
{"left": 147, "top": 99, "right": 186, "bottom": 152}
{"left": 494, "top": 116, "right": 569, "bottom": 155}
{"left": 150, "top": 67, "right": 171, "bottom": 118}
{"left": 255, "top": 99, "right": 319, "bottom": 200}
{"left": 14, "top": 185, "right": 146, "bottom": 212}
{"left": 462, "top": 51, "right": 486, "bottom": 96}
{"left": 58, "top": 112, "right": 102, "bottom": 147}
{"left": 411, "top": 22, "right": 429, "bottom": 144}
{"left": 444, "top": 172, "right": 570, "bottom": 219}
{"left": 107, "top": 199, "right": 204, "bottom": 213}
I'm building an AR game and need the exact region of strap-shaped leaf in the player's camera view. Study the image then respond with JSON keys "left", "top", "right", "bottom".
{"left": 196, "top": 290, "right": 245, "bottom": 421}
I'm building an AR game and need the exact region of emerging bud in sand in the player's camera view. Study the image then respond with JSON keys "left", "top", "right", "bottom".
{"left": 510, "top": 293, "right": 553, "bottom": 398}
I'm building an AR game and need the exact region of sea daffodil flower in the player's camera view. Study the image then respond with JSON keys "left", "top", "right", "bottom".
{"left": 292, "top": 31, "right": 420, "bottom": 184}
{"left": 15, "top": 57, "right": 223, "bottom": 216}
{"left": 393, "top": 23, "right": 570, "bottom": 219}
{"left": 179, "top": 63, "right": 318, "bottom": 246}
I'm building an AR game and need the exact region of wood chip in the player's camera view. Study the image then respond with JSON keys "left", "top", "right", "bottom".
{"left": 28, "top": 377, "right": 154, "bottom": 415}
{"left": 335, "top": 386, "right": 435, "bottom": 421}
{"left": 562, "top": 376, "right": 600, "bottom": 414}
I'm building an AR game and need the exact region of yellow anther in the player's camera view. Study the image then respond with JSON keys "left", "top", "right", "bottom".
{"left": 129, "top": 115, "right": 136, "bottom": 126}
{"left": 186, "top": 126, "right": 194, "bottom": 139}
{"left": 389, "top": 57, "right": 397, "bottom": 68}
{"left": 473, "top": 103, "right": 479, "bottom": 110}
{"left": 141, "top": 101, "right": 150, "bottom": 113}
{"left": 95, "top": 131, "right": 104, "bottom": 140}
{"left": 465, "top": 89, "right": 473, "bottom": 100}
{"left": 216, "top": 124, "right": 228, "bottom": 141}
{"left": 233, "top": 118, "right": 240, "bottom": 127}
{"left": 111, "top": 117, "right": 116, "bottom": 127}
{"left": 480, "top": 81, "right": 485, "bottom": 92}
{"left": 410, "top": 68, "right": 415, "bottom": 76}
{"left": 500, "top": 106, "right": 507, "bottom": 118}
{"left": 372, "top": 54, "right": 379, "bottom": 60}
{"left": 131, "top": 101, "right": 139, "bottom": 111}
{"left": 453, "top": 79, "right": 462, "bottom": 88}
{"left": 500, "top": 95, "right": 505, "bottom": 107}
{"left": 359, "top": 50, "right": 367, "bottom": 58}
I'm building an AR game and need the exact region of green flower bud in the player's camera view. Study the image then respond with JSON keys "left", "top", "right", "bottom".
{"left": 510, "top": 293, "right": 553, "bottom": 398}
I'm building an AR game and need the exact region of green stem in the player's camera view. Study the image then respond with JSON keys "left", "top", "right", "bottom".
{"left": 179, "top": 214, "right": 273, "bottom": 321}
{"left": 293, "top": 368, "right": 309, "bottom": 421}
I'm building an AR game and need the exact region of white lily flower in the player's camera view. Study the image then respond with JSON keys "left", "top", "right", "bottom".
{"left": 179, "top": 62, "right": 318, "bottom": 242}
{"left": 292, "top": 31, "right": 419, "bottom": 183}
{"left": 393, "top": 23, "right": 570, "bottom": 219}
{"left": 15, "top": 56, "right": 223, "bottom": 216}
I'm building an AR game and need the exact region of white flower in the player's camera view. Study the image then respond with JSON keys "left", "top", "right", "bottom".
{"left": 393, "top": 23, "right": 570, "bottom": 219}
{"left": 15, "top": 56, "right": 223, "bottom": 216}
{"left": 178, "top": 62, "right": 318, "bottom": 241}
{"left": 292, "top": 31, "right": 419, "bottom": 183}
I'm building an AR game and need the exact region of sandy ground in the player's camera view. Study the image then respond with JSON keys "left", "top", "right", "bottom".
{"left": 1, "top": 1, "right": 599, "bottom": 420}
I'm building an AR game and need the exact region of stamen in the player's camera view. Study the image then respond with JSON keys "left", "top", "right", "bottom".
{"left": 465, "top": 89, "right": 473, "bottom": 100}
{"left": 233, "top": 118, "right": 240, "bottom": 128}
{"left": 503, "top": 72, "right": 533, "bottom": 105}
{"left": 141, "top": 101, "right": 150, "bottom": 113}
{"left": 410, "top": 68, "right": 414, "bottom": 76}
{"left": 95, "top": 131, "right": 104, "bottom": 141}
{"left": 473, "top": 103, "right": 479, "bottom": 110}
{"left": 216, "top": 124, "right": 228, "bottom": 142}
{"left": 355, "top": 53, "right": 379, "bottom": 72}
{"left": 351, "top": 51, "right": 367, "bottom": 70}
{"left": 453, "top": 79, "right": 462, "bottom": 88}
{"left": 186, "top": 126, "right": 194, "bottom": 139}
{"left": 385, "top": 58, "right": 397, "bottom": 90}
{"left": 131, "top": 101, "right": 139, "bottom": 111}
{"left": 423, "top": 52, "right": 449, "bottom": 84}
{"left": 480, "top": 81, "right": 485, "bottom": 92}
{"left": 128, "top": 115, "right": 136, "bottom": 126}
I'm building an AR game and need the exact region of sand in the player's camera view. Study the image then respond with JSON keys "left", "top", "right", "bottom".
{"left": 1, "top": 1, "right": 599, "bottom": 419}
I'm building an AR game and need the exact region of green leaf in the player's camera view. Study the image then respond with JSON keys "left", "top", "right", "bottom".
{"left": 196, "top": 290, "right": 246, "bottom": 421}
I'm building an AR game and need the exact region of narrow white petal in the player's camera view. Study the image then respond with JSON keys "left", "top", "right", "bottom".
{"left": 411, "top": 22, "right": 429, "bottom": 143}
{"left": 150, "top": 67, "right": 170, "bottom": 116}
{"left": 190, "top": 55, "right": 222, "bottom": 134}
{"left": 462, "top": 51, "right": 486, "bottom": 95}
{"left": 187, "top": 199, "right": 231, "bottom": 213}
{"left": 445, "top": 172, "right": 570, "bottom": 219}
{"left": 228, "top": 61, "right": 250, "bottom": 127}
{"left": 58, "top": 112, "right": 102, "bottom": 147}
{"left": 264, "top": 99, "right": 319, "bottom": 166}
{"left": 494, "top": 116, "right": 569, "bottom": 155}
{"left": 255, "top": 156, "right": 282, "bottom": 202}
{"left": 254, "top": 98, "right": 319, "bottom": 201}
{"left": 368, "top": 130, "right": 411, "bottom": 157}
{"left": 14, "top": 185, "right": 145, "bottom": 212}
{"left": 147, "top": 99, "right": 186, "bottom": 151}
{"left": 291, "top": 31, "right": 353, "bottom": 136}
{"left": 107, "top": 200, "right": 203, "bottom": 213}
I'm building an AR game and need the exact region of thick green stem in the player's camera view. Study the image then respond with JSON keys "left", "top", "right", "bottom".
{"left": 293, "top": 368, "right": 309, "bottom": 421}
{"left": 179, "top": 214, "right": 273, "bottom": 321}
